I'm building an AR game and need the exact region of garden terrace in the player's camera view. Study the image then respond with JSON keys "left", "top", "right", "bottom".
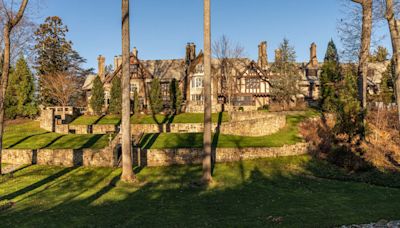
{"left": 4, "top": 121, "right": 109, "bottom": 150}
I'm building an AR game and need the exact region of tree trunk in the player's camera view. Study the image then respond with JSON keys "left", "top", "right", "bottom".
{"left": 121, "top": 0, "right": 136, "bottom": 182}
{"left": 353, "top": 0, "right": 372, "bottom": 135}
{"left": 0, "top": 0, "right": 29, "bottom": 175}
{"left": 202, "top": 0, "right": 213, "bottom": 184}
{"left": 386, "top": 0, "right": 400, "bottom": 125}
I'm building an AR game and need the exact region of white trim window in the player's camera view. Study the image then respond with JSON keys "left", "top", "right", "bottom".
{"left": 192, "top": 77, "right": 203, "bottom": 88}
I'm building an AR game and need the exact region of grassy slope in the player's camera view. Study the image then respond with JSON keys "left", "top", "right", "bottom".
{"left": 96, "top": 115, "right": 121, "bottom": 125}
{"left": 3, "top": 121, "right": 108, "bottom": 149}
{"left": 70, "top": 116, "right": 101, "bottom": 125}
{"left": 140, "top": 113, "right": 308, "bottom": 149}
{"left": 0, "top": 156, "right": 399, "bottom": 227}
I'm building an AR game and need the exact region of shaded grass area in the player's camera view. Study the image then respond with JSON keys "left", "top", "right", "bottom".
{"left": 140, "top": 113, "right": 310, "bottom": 149}
{"left": 96, "top": 115, "right": 121, "bottom": 125}
{"left": 131, "top": 112, "right": 230, "bottom": 124}
{"left": 0, "top": 156, "right": 399, "bottom": 227}
{"left": 70, "top": 116, "right": 101, "bottom": 125}
{"left": 3, "top": 121, "right": 109, "bottom": 149}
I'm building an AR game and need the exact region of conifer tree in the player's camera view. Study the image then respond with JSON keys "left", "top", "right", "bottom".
{"left": 379, "top": 61, "right": 395, "bottom": 105}
{"left": 109, "top": 77, "right": 122, "bottom": 114}
{"left": 320, "top": 40, "right": 341, "bottom": 112}
{"left": 150, "top": 78, "right": 163, "bottom": 114}
{"left": 334, "top": 70, "right": 364, "bottom": 143}
{"left": 5, "top": 56, "right": 37, "bottom": 119}
{"left": 90, "top": 76, "right": 104, "bottom": 115}
{"left": 169, "top": 79, "right": 182, "bottom": 114}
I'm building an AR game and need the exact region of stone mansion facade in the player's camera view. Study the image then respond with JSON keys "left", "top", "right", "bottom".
{"left": 82, "top": 42, "right": 389, "bottom": 113}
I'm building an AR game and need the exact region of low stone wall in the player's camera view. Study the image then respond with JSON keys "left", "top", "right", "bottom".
{"left": 139, "top": 143, "right": 309, "bottom": 167}
{"left": 220, "top": 114, "right": 285, "bottom": 136}
{"left": 230, "top": 110, "right": 273, "bottom": 121}
{"left": 2, "top": 149, "right": 34, "bottom": 165}
{"left": 131, "top": 112, "right": 286, "bottom": 137}
{"left": 2, "top": 148, "right": 117, "bottom": 168}
{"left": 55, "top": 124, "right": 69, "bottom": 134}
{"left": 93, "top": 124, "right": 117, "bottom": 134}
{"left": 69, "top": 125, "right": 90, "bottom": 134}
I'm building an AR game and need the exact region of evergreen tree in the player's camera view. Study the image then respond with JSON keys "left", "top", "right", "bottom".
{"left": 324, "top": 39, "right": 340, "bottom": 63}
{"left": 5, "top": 56, "right": 37, "bottom": 119}
{"left": 133, "top": 89, "right": 139, "bottom": 115}
{"left": 90, "top": 76, "right": 104, "bottom": 115}
{"left": 334, "top": 71, "right": 364, "bottom": 142}
{"left": 320, "top": 40, "right": 341, "bottom": 112}
{"left": 149, "top": 78, "right": 163, "bottom": 114}
{"left": 109, "top": 77, "right": 122, "bottom": 114}
{"left": 169, "top": 79, "right": 182, "bottom": 114}
{"left": 370, "top": 46, "right": 389, "bottom": 63}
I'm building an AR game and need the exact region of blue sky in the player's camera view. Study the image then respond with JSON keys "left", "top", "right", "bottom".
{"left": 36, "top": 0, "right": 391, "bottom": 70}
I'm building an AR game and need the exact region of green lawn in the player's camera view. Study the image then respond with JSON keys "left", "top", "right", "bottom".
{"left": 70, "top": 115, "right": 101, "bottom": 125}
{"left": 140, "top": 113, "right": 307, "bottom": 149}
{"left": 3, "top": 121, "right": 109, "bottom": 149}
{"left": 96, "top": 115, "right": 121, "bottom": 125}
{"left": 131, "top": 112, "right": 230, "bottom": 124}
{"left": 0, "top": 155, "right": 399, "bottom": 227}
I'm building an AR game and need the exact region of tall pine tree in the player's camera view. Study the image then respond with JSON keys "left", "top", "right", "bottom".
{"left": 5, "top": 56, "right": 37, "bottom": 119}
{"left": 90, "top": 76, "right": 104, "bottom": 115}
{"left": 109, "top": 77, "right": 122, "bottom": 114}
{"left": 320, "top": 40, "right": 341, "bottom": 112}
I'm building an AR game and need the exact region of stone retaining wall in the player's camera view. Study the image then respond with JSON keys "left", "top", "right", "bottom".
{"left": 131, "top": 112, "right": 286, "bottom": 137}
{"left": 139, "top": 143, "right": 309, "bottom": 167}
{"left": 2, "top": 147, "right": 117, "bottom": 168}
{"left": 69, "top": 125, "right": 90, "bottom": 134}
{"left": 93, "top": 124, "right": 117, "bottom": 134}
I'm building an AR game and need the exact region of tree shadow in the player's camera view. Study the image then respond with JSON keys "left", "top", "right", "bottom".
{"left": 0, "top": 167, "right": 76, "bottom": 201}
{"left": 3, "top": 158, "right": 400, "bottom": 227}
{"left": 7, "top": 132, "right": 51, "bottom": 149}
{"left": 78, "top": 135, "right": 103, "bottom": 149}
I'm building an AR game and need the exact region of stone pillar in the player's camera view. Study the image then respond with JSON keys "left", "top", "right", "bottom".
{"left": 114, "top": 55, "right": 122, "bottom": 70}
{"left": 40, "top": 108, "right": 55, "bottom": 132}
{"left": 98, "top": 55, "right": 106, "bottom": 80}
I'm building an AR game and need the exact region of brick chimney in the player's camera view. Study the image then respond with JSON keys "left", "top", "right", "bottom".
{"left": 114, "top": 55, "right": 122, "bottom": 70}
{"left": 275, "top": 49, "right": 282, "bottom": 63}
{"left": 258, "top": 41, "right": 268, "bottom": 69}
{"left": 309, "top": 42, "right": 318, "bottom": 67}
{"left": 185, "top": 42, "right": 196, "bottom": 64}
{"left": 97, "top": 55, "right": 106, "bottom": 80}
{"left": 133, "top": 47, "right": 138, "bottom": 57}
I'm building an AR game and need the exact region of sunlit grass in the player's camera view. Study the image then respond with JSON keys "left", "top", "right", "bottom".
{"left": 0, "top": 155, "right": 399, "bottom": 227}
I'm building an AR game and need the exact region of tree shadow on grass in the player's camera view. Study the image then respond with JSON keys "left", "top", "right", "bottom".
{"left": 6, "top": 132, "right": 51, "bottom": 149}
{"left": 2, "top": 158, "right": 400, "bottom": 227}
{"left": 0, "top": 167, "right": 76, "bottom": 201}
{"left": 78, "top": 135, "right": 104, "bottom": 149}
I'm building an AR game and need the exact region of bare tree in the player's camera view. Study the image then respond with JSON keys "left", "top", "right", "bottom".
{"left": 384, "top": 0, "right": 400, "bottom": 124}
{"left": 213, "top": 35, "right": 245, "bottom": 109}
{"left": 0, "top": 0, "right": 29, "bottom": 175}
{"left": 352, "top": 0, "right": 373, "bottom": 112}
{"left": 120, "top": 0, "right": 136, "bottom": 183}
{"left": 202, "top": 0, "right": 212, "bottom": 185}
{"left": 40, "top": 72, "right": 78, "bottom": 106}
